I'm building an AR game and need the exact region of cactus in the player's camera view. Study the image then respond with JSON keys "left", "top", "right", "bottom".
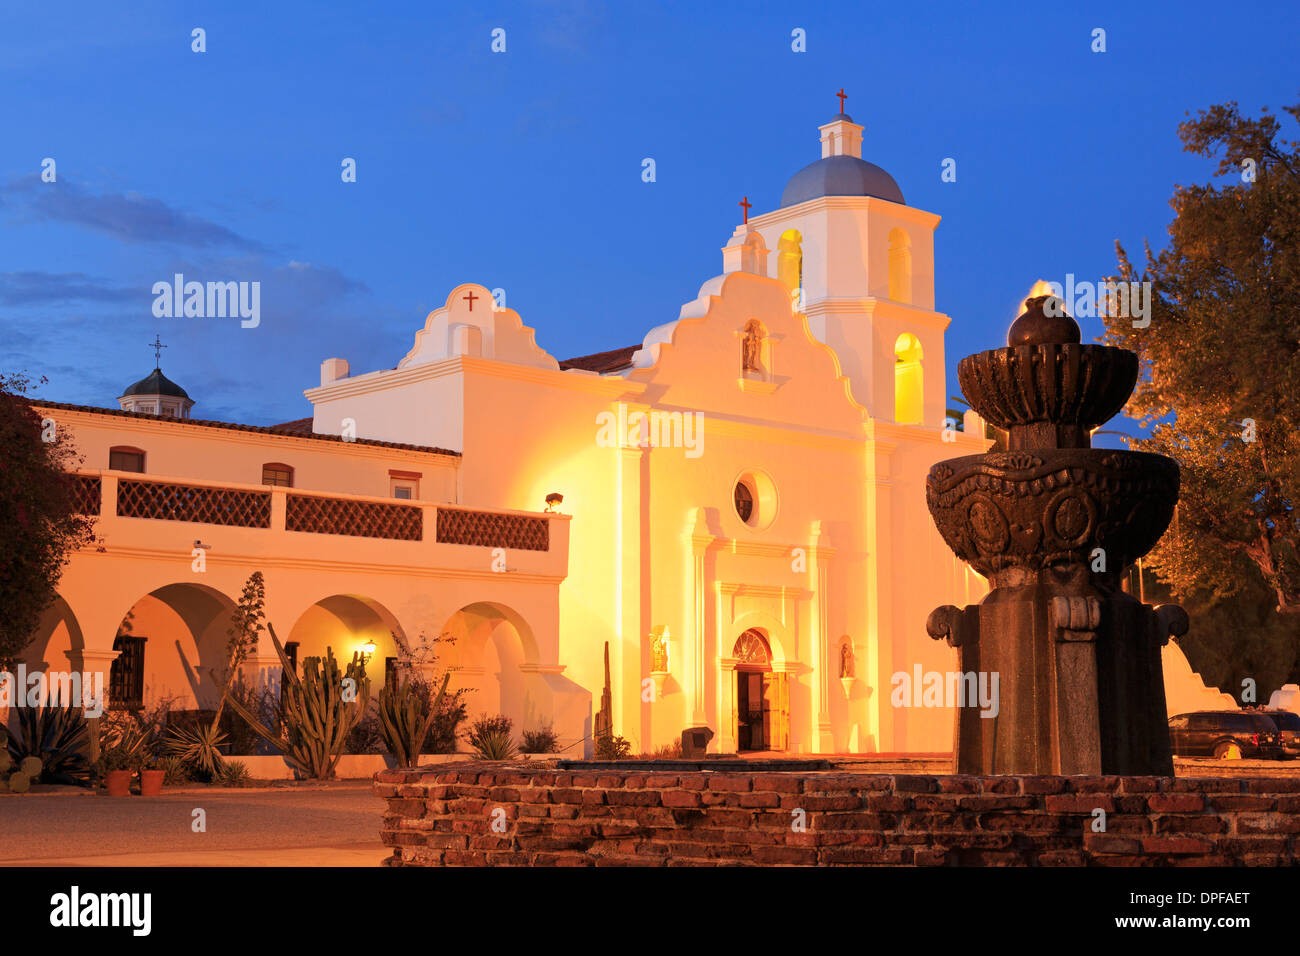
{"left": 222, "top": 622, "right": 370, "bottom": 779}
{"left": 378, "top": 672, "right": 450, "bottom": 767}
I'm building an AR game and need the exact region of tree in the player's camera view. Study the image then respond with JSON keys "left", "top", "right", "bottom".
{"left": 1101, "top": 98, "right": 1300, "bottom": 615}
{"left": 0, "top": 374, "right": 96, "bottom": 668}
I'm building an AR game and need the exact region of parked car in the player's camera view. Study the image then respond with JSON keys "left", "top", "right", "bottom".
{"left": 1259, "top": 709, "right": 1300, "bottom": 757}
{"left": 1167, "top": 711, "right": 1285, "bottom": 759}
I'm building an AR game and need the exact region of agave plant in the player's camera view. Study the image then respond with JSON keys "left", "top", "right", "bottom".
{"left": 467, "top": 714, "right": 517, "bottom": 760}
{"left": 378, "top": 672, "right": 450, "bottom": 767}
{"left": 163, "top": 722, "right": 227, "bottom": 779}
{"left": 222, "top": 622, "right": 370, "bottom": 779}
{"left": 7, "top": 695, "right": 91, "bottom": 785}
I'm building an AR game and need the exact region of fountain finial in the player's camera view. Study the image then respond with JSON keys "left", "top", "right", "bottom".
{"left": 1007, "top": 294, "right": 1081, "bottom": 347}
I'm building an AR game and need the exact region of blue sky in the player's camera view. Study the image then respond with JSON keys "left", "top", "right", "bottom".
{"left": 2, "top": 0, "right": 1296, "bottom": 439}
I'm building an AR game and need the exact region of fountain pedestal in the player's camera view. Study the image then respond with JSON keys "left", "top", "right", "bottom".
{"left": 926, "top": 296, "right": 1186, "bottom": 775}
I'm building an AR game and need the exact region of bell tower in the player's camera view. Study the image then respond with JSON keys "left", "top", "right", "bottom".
{"left": 720, "top": 96, "right": 950, "bottom": 428}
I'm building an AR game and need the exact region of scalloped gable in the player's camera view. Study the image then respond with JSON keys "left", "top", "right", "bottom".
{"left": 398, "top": 283, "right": 559, "bottom": 370}
{"left": 625, "top": 271, "right": 870, "bottom": 431}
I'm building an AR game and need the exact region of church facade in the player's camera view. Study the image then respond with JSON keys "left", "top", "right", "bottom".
{"left": 23, "top": 109, "right": 994, "bottom": 756}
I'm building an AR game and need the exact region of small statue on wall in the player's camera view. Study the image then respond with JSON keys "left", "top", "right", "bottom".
{"left": 650, "top": 630, "right": 668, "bottom": 672}
{"left": 742, "top": 320, "right": 763, "bottom": 373}
{"left": 840, "top": 641, "right": 854, "bottom": 679}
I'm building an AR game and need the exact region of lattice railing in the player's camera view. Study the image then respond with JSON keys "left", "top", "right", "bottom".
{"left": 116, "top": 479, "right": 271, "bottom": 528}
{"left": 286, "top": 494, "right": 422, "bottom": 541}
{"left": 71, "top": 475, "right": 101, "bottom": 516}
{"left": 436, "top": 507, "right": 549, "bottom": 551}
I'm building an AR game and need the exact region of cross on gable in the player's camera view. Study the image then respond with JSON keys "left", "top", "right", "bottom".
{"left": 463, "top": 289, "right": 479, "bottom": 311}
{"left": 739, "top": 196, "right": 752, "bottom": 224}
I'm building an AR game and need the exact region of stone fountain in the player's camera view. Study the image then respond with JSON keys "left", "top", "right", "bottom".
{"left": 926, "top": 295, "right": 1187, "bottom": 775}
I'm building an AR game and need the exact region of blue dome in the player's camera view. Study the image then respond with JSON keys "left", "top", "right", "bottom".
{"left": 780, "top": 154, "right": 905, "bottom": 207}
{"left": 121, "top": 367, "right": 191, "bottom": 400}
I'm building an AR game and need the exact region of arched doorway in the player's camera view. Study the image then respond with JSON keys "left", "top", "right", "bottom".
{"left": 733, "top": 629, "right": 789, "bottom": 752}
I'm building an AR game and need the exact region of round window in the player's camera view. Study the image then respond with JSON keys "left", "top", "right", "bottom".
{"left": 732, "top": 470, "right": 777, "bottom": 529}
{"left": 734, "top": 481, "right": 754, "bottom": 523}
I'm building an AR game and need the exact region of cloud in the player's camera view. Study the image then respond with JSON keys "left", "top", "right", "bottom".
{"left": 5, "top": 175, "right": 266, "bottom": 252}
{"left": 0, "top": 271, "right": 139, "bottom": 305}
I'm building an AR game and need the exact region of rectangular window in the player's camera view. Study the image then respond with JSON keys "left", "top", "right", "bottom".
{"left": 109, "top": 449, "right": 145, "bottom": 473}
{"left": 109, "top": 635, "right": 147, "bottom": 711}
{"left": 262, "top": 464, "right": 294, "bottom": 487}
{"left": 389, "top": 470, "right": 421, "bottom": 500}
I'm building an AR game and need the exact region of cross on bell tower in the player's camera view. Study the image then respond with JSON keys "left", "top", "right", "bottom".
{"left": 148, "top": 334, "right": 167, "bottom": 369}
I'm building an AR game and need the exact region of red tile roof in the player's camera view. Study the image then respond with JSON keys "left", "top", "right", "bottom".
{"left": 28, "top": 400, "right": 461, "bottom": 457}
{"left": 559, "top": 345, "right": 640, "bottom": 374}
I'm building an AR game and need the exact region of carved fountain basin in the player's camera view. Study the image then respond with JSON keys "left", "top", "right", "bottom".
{"left": 926, "top": 448, "right": 1179, "bottom": 578}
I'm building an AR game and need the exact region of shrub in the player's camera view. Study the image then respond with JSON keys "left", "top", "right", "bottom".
{"left": 467, "top": 714, "right": 516, "bottom": 760}
{"left": 595, "top": 732, "right": 632, "bottom": 761}
{"left": 159, "top": 756, "right": 191, "bottom": 786}
{"left": 164, "top": 722, "right": 227, "bottom": 780}
{"left": 220, "top": 679, "right": 281, "bottom": 756}
{"left": 345, "top": 699, "right": 386, "bottom": 755}
{"left": 217, "top": 760, "right": 251, "bottom": 787}
{"left": 648, "top": 739, "right": 683, "bottom": 759}
{"left": 418, "top": 679, "right": 468, "bottom": 754}
{"left": 520, "top": 725, "right": 560, "bottom": 754}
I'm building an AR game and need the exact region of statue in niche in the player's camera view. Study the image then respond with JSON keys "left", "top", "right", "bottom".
{"left": 742, "top": 321, "right": 763, "bottom": 372}
{"left": 840, "top": 641, "right": 854, "bottom": 679}
{"left": 650, "top": 631, "right": 668, "bottom": 672}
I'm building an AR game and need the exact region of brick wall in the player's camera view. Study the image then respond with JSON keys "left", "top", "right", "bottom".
{"left": 374, "top": 764, "right": 1300, "bottom": 866}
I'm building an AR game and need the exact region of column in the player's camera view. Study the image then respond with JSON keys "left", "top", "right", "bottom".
{"left": 717, "top": 657, "right": 739, "bottom": 753}
{"left": 616, "top": 442, "right": 645, "bottom": 740}
{"left": 809, "top": 520, "right": 836, "bottom": 753}
{"left": 683, "top": 508, "right": 713, "bottom": 727}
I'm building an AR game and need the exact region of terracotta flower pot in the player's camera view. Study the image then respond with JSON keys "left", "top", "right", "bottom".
{"left": 139, "top": 769, "right": 165, "bottom": 797}
{"left": 105, "top": 769, "right": 132, "bottom": 797}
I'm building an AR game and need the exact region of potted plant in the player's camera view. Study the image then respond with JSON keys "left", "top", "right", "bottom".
{"left": 98, "top": 746, "right": 136, "bottom": 796}
{"left": 139, "top": 756, "right": 165, "bottom": 797}
{"left": 97, "top": 715, "right": 146, "bottom": 796}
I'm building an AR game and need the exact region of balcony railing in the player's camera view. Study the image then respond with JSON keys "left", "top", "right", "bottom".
{"left": 436, "top": 506, "right": 549, "bottom": 551}
{"left": 117, "top": 479, "right": 271, "bottom": 528}
{"left": 76, "top": 472, "right": 554, "bottom": 551}
{"left": 286, "top": 494, "right": 422, "bottom": 541}
{"left": 71, "top": 475, "right": 102, "bottom": 516}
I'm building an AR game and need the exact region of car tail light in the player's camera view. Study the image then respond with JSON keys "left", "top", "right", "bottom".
{"left": 1252, "top": 733, "right": 1260, "bottom": 746}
